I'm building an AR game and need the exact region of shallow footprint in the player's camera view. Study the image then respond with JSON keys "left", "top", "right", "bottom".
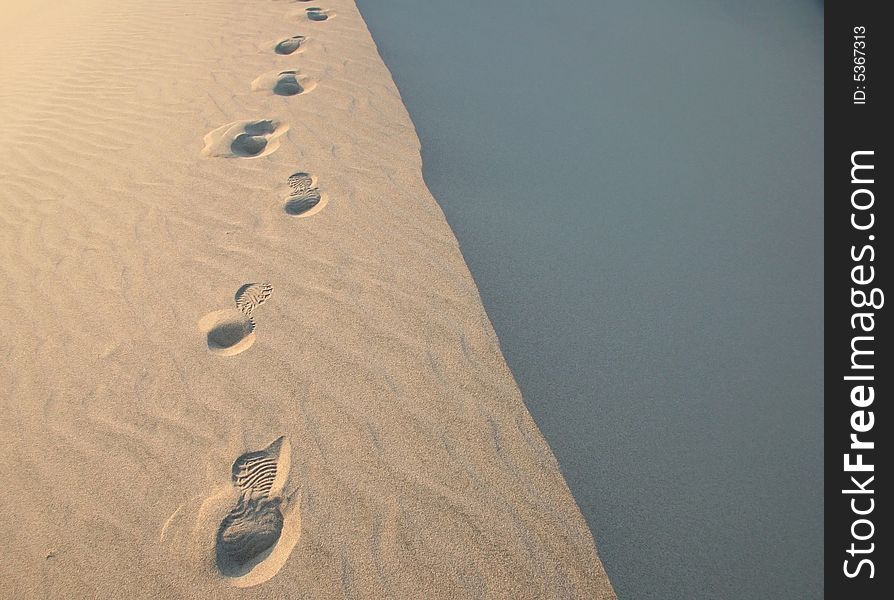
{"left": 230, "top": 436, "right": 291, "bottom": 498}
{"left": 305, "top": 7, "right": 335, "bottom": 21}
{"left": 203, "top": 120, "right": 289, "bottom": 159}
{"left": 199, "top": 283, "right": 274, "bottom": 356}
{"left": 287, "top": 172, "right": 315, "bottom": 195}
{"left": 252, "top": 70, "right": 316, "bottom": 97}
{"left": 235, "top": 283, "right": 274, "bottom": 316}
{"left": 283, "top": 172, "right": 327, "bottom": 218}
{"left": 216, "top": 437, "right": 301, "bottom": 587}
{"left": 274, "top": 35, "right": 306, "bottom": 55}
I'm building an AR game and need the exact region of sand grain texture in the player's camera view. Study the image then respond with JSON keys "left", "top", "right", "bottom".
{"left": 0, "top": 0, "right": 615, "bottom": 597}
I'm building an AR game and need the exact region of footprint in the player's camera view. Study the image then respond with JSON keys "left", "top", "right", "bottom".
{"left": 251, "top": 70, "right": 316, "bottom": 97}
{"left": 199, "top": 310, "right": 257, "bottom": 356}
{"left": 216, "top": 437, "right": 301, "bottom": 587}
{"left": 198, "top": 283, "right": 274, "bottom": 356}
{"left": 235, "top": 283, "right": 274, "bottom": 315}
{"left": 305, "top": 7, "right": 335, "bottom": 21}
{"left": 274, "top": 36, "right": 306, "bottom": 55}
{"left": 283, "top": 172, "right": 328, "bottom": 218}
{"left": 230, "top": 436, "right": 291, "bottom": 497}
{"left": 287, "top": 172, "right": 315, "bottom": 194}
{"left": 202, "top": 120, "right": 289, "bottom": 159}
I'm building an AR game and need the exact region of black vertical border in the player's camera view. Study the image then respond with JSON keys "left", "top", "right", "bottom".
{"left": 826, "top": 1, "right": 890, "bottom": 597}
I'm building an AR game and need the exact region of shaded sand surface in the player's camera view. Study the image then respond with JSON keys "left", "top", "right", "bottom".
{"left": 355, "top": 1, "right": 824, "bottom": 598}
{"left": 0, "top": 0, "right": 614, "bottom": 598}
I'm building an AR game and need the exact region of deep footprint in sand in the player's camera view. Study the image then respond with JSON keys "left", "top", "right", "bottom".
{"left": 198, "top": 283, "right": 274, "bottom": 356}
{"left": 283, "top": 172, "right": 327, "bottom": 217}
{"left": 202, "top": 120, "right": 289, "bottom": 159}
{"left": 216, "top": 437, "right": 301, "bottom": 587}
{"left": 252, "top": 70, "right": 316, "bottom": 97}
{"left": 305, "top": 7, "right": 335, "bottom": 21}
{"left": 274, "top": 35, "right": 306, "bottom": 55}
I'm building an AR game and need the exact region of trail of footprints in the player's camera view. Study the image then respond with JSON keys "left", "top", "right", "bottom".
{"left": 190, "top": 1, "right": 340, "bottom": 586}
{"left": 202, "top": 2, "right": 331, "bottom": 209}
{"left": 200, "top": 2, "right": 334, "bottom": 349}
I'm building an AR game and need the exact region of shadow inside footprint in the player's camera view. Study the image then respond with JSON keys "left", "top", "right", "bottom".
{"left": 201, "top": 309, "right": 256, "bottom": 355}
{"left": 273, "top": 72, "right": 304, "bottom": 96}
{"left": 275, "top": 36, "right": 306, "bottom": 55}
{"left": 284, "top": 193, "right": 322, "bottom": 216}
{"left": 244, "top": 120, "right": 277, "bottom": 135}
{"left": 207, "top": 318, "right": 254, "bottom": 350}
{"left": 231, "top": 122, "right": 277, "bottom": 156}
{"left": 231, "top": 134, "right": 268, "bottom": 157}
{"left": 216, "top": 497, "right": 285, "bottom": 577}
{"left": 252, "top": 71, "right": 314, "bottom": 97}
{"left": 203, "top": 120, "right": 287, "bottom": 160}
{"left": 306, "top": 8, "right": 330, "bottom": 21}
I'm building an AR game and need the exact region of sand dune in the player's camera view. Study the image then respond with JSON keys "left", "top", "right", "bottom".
{"left": 0, "top": 0, "right": 615, "bottom": 597}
